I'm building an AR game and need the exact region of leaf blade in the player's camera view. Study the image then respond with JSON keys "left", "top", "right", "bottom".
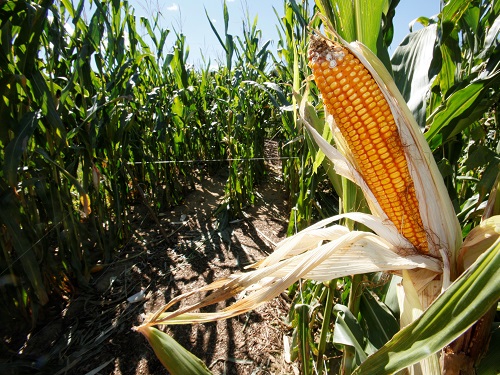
{"left": 136, "top": 326, "right": 212, "bottom": 375}
{"left": 353, "top": 236, "right": 500, "bottom": 375}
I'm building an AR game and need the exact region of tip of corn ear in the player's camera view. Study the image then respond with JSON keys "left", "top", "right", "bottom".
{"left": 308, "top": 34, "right": 346, "bottom": 70}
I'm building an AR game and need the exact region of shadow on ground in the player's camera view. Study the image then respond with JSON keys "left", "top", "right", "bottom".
{"left": 2, "top": 146, "right": 295, "bottom": 375}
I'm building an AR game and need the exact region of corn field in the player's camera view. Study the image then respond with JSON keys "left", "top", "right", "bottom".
{"left": 1, "top": 0, "right": 499, "bottom": 374}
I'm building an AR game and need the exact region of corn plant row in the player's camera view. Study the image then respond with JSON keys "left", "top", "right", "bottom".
{"left": 0, "top": 0, "right": 282, "bottom": 327}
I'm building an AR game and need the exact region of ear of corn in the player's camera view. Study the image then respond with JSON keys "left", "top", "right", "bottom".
{"left": 304, "top": 30, "right": 464, "bottom": 320}
{"left": 350, "top": 41, "right": 463, "bottom": 270}
{"left": 143, "top": 29, "right": 459, "bottom": 328}
{"left": 308, "top": 34, "right": 429, "bottom": 254}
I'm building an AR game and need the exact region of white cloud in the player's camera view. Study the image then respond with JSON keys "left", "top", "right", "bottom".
{"left": 167, "top": 3, "right": 179, "bottom": 11}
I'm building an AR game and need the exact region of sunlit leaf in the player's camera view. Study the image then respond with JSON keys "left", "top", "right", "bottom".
{"left": 425, "top": 71, "right": 500, "bottom": 148}
{"left": 391, "top": 24, "right": 438, "bottom": 128}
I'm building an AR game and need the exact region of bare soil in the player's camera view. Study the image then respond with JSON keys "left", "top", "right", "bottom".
{"left": 6, "top": 141, "right": 297, "bottom": 375}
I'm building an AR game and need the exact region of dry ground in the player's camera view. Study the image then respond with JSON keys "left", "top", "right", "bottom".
{"left": 5, "top": 141, "right": 298, "bottom": 375}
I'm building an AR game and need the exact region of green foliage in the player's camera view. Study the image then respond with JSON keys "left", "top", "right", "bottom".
{"left": 202, "top": 0, "right": 279, "bottom": 218}
{"left": 0, "top": 0, "right": 279, "bottom": 330}
{"left": 273, "top": 0, "right": 336, "bottom": 234}
{"left": 392, "top": 0, "right": 500, "bottom": 231}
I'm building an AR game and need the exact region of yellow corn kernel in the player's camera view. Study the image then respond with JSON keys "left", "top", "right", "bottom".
{"left": 308, "top": 35, "right": 428, "bottom": 253}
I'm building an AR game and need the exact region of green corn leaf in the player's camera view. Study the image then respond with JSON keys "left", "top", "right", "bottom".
{"left": 242, "top": 81, "right": 285, "bottom": 109}
{"left": 333, "top": 304, "right": 367, "bottom": 364}
{"left": 289, "top": 0, "right": 308, "bottom": 28}
{"left": 482, "top": 16, "right": 500, "bottom": 57}
{"left": 3, "top": 111, "right": 38, "bottom": 188}
{"left": 298, "top": 90, "right": 342, "bottom": 196}
{"left": 322, "top": 0, "right": 356, "bottom": 42}
{"left": 205, "top": 8, "right": 228, "bottom": 54}
{"left": 60, "top": 0, "right": 87, "bottom": 33}
{"left": 317, "top": 0, "right": 385, "bottom": 54}
{"left": 0, "top": 191, "right": 48, "bottom": 305}
{"left": 360, "top": 290, "right": 399, "bottom": 351}
{"left": 223, "top": 0, "right": 229, "bottom": 34}
{"left": 476, "top": 323, "right": 500, "bottom": 375}
{"left": 157, "top": 29, "right": 170, "bottom": 60}
{"left": 391, "top": 24, "right": 438, "bottom": 128}
{"left": 225, "top": 33, "right": 234, "bottom": 71}
{"left": 425, "top": 70, "right": 500, "bottom": 148}
{"left": 23, "top": 0, "right": 51, "bottom": 74}
{"left": 137, "top": 326, "right": 212, "bottom": 375}
{"left": 353, "top": 236, "right": 500, "bottom": 375}
{"left": 353, "top": 0, "right": 385, "bottom": 54}
{"left": 295, "top": 304, "right": 312, "bottom": 374}
{"left": 438, "top": 33, "right": 461, "bottom": 95}
{"left": 27, "top": 69, "right": 67, "bottom": 142}
{"left": 35, "top": 148, "right": 88, "bottom": 200}
{"left": 441, "top": 0, "right": 471, "bottom": 38}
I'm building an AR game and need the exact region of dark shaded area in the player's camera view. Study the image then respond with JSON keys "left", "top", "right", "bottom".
{"left": 1, "top": 156, "right": 293, "bottom": 375}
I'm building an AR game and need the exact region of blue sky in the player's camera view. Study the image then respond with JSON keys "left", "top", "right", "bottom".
{"left": 126, "top": 0, "right": 441, "bottom": 67}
